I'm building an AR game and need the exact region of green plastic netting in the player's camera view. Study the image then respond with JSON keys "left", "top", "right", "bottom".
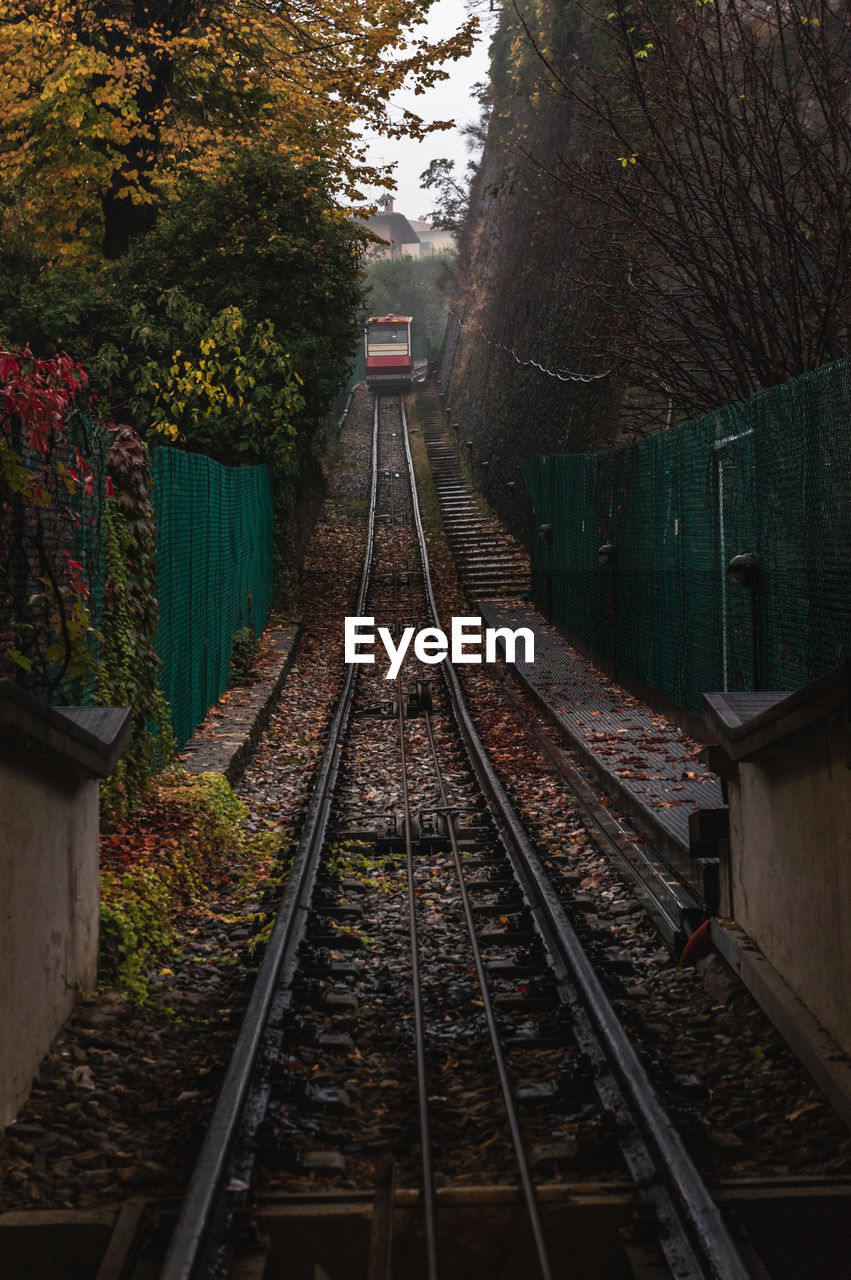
{"left": 523, "top": 358, "right": 851, "bottom": 713}
{"left": 151, "top": 447, "right": 274, "bottom": 749}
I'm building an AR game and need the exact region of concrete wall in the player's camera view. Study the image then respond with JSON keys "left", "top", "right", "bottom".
{"left": 0, "top": 758, "right": 100, "bottom": 1128}
{"left": 727, "top": 719, "right": 851, "bottom": 1058}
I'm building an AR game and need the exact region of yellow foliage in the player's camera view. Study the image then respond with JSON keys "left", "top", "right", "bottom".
{"left": 0, "top": 0, "right": 478, "bottom": 257}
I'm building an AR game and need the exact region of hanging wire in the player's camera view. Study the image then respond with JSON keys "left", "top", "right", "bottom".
{"left": 447, "top": 308, "right": 610, "bottom": 384}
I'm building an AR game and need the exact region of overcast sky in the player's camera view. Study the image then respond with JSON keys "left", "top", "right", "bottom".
{"left": 361, "top": 1, "right": 496, "bottom": 222}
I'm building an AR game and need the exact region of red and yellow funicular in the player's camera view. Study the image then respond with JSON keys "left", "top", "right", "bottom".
{"left": 364, "top": 314, "right": 413, "bottom": 388}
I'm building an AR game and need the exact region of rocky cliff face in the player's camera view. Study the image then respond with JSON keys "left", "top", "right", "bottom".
{"left": 440, "top": 2, "right": 619, "bottom": 545}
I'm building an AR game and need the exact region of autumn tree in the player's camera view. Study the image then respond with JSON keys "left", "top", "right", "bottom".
{"left": 102, "top": 151, "right": 371, "bottom": 430}
{"left": 0, "top": 151, "right": 369, "bottom": 428}
{"left": 517, "top": 0, "right": 851, "bottom": 422}
{"left": 0, "top": 350, "right": 108, "bottom": 698}
{"left": 0, "top": 0, "right": 477, "bottom": 258}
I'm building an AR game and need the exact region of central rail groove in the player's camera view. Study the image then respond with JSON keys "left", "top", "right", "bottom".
{"left": 159, "top": 393, "right": 755, "bottom": 1280}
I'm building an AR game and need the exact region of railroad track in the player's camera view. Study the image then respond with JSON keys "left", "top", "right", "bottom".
{"left": 139, "top": 392, "right": 769, "bottom": 1280}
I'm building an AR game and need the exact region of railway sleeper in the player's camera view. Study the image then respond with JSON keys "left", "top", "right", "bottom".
{"left": 492, "top": 992, "right": 555, "bottom": 1015}
{"left": 380, "top": 569, "right": 424, "bottom": 586}
{"left": 283, "top": 1024, "right": 355, "bottom": 1053}
{"left": 331, "top": 826, "right": 494, "bottom": 857}
{"left": 304, "top": 931, "right": 367, "bottom": 952}
{"left": 503, "top": 1024, "right": 575, "bottom": 1051}
{"left": 478, "top": 927, "right": 536, "bottom": 946}
{"left": 24, "top": 1185, "right": 849, "bottom": 1280}
{"left": 296, "top": 949, "right": 359, "bottom": 980}
{"left": 460, "top": 851, "right": 513, "bottom": 868}
{"left": 266, "top": 1073, "right": 353, "bottom": 1115}
{"left": 310, "top": 900, "right": 365, "bottom": 921}
{"left": 469, "top": 898, "right": 526, "bottom": 916}
{"left": 486, "top": 949, "right": 550, "bottom": 979}
{"left": 465, "top": 874, "right": 518, "bottom": 890}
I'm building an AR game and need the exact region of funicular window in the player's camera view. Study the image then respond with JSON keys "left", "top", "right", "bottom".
{"left": 368, "top": 324, "right": 407, "bottom": 346}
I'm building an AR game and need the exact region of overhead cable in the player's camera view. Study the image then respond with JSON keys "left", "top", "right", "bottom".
{"left": 447, "top": 309, "right": 610, "bottom": 384}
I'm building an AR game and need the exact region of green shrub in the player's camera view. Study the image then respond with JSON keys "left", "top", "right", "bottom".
{"left": 98, "top": 769, "right": 268, "bottom": 999}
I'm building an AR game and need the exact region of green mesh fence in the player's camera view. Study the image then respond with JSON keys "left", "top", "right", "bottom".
{"left": 524, "top": 358, "right": 851, "bottom": 713}
{"left": 151, "top": 447, "right": 274, "bottom": 749}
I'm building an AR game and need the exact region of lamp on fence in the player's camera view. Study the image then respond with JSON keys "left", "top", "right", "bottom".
{"left": 726, "top": 551, "right": 761, "bottom": 588}
{"left": 597, "top": 543, "right": 619, "bottom": 683}
{"left": 727, "top": 551, "right": 762, "bottom": 691}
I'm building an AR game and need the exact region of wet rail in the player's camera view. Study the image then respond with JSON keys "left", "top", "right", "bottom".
{"left": 158, "top": 394, "right": 755, "bottom": 1280}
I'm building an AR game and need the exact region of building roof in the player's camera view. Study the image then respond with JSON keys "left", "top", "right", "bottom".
{"left": 361, "top": 211, "right": 421, "bottom": 247}
{"left": 409, "top": 219, "right": 454, "bottom": 238}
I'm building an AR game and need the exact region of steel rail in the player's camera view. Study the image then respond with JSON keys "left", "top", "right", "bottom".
{"left": 420, "top": 394, "right": 702, "bottom": 945}
{"left": 383, "top": 401, "right": 440, "bottom": 1278}
{"left": 392, "top": 393, "right": 549, "bottom": 1275}
{"left": 383, "top": 397, "right": 551, "bottom": 1275}
{"left": 400, "top": 399, "right": 754, "bottom": 1280}
{"left": 495, "top": 670, "right": 701, "bottom": 950}
{"left": 426, "top": 397, "right": 710, "bottom": 944}
{"left": 159, "top": 399, "right": 381, "bottom": 1280}
{"left": 390, "top": 396, "right": 548, "bottom": 1275}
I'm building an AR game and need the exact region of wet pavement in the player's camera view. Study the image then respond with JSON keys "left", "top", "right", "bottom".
{"left": 478, "top": 599, "right": 725, "bottom": 877}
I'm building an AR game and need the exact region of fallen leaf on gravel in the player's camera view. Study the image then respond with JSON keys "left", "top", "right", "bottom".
{"left": 72, "top": 1065, "right": 95, "bottom": 1091}
{"left": 786, "top": 1101, "right": 822, "bottom": 1122}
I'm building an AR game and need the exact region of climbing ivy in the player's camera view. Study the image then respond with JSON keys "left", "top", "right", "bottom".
{"left": 0, "top": 347, "right": 106, "bottom": 699}
{"left": 97, "top": 423, "right": 173, "bottom": 825}
{"left": 98, "top": 768, "right": 290, "bottom": 999}
{"left": 229, "top": 625, "right": 260, "bottom": 688}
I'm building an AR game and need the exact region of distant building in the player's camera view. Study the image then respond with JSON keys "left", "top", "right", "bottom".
{"left": 360, "top": 196, "right": 456, "bottom": 259}
{"left": 408, "top": 220, "right": 456, "bottom": 255}
{"left": 362, "top": 195, "right": 421, "bottom": 259}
